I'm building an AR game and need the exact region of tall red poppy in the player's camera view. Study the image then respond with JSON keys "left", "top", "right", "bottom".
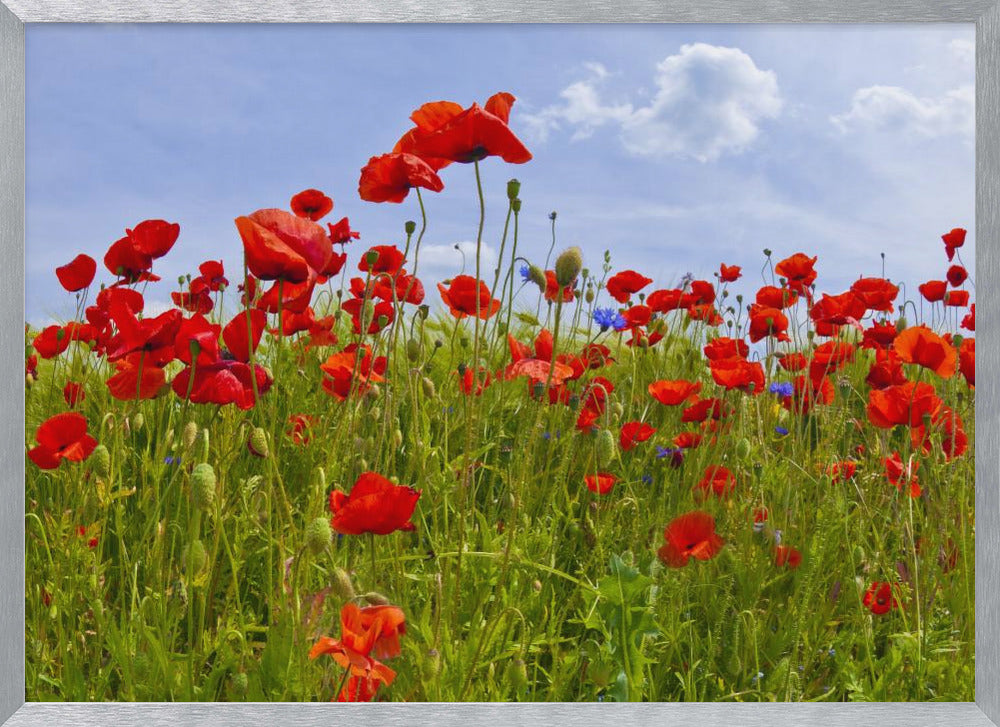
{"left": 884, "top": 452, "right": 921, "bottom": 497}
{"left": 359, "top": 153, "right": 445, "bottom": 203}
{"left": 748, "top": 305, "right": 789, "bottom": 343}
{"left": 850, "top": 277, "right": 899, "bottom": 312}
{"left": 942, "top": 228, "right": 966, "bottom": 261}
{"left": 774, "top": 545, "right": 802, "bottom": 569}
{"left": 235, "top": 208, "right": 333, "bottom": 284}
{"left": 774, "top": 253, "right": 818, "bottom": 294}
{"left": 719, "top": 264, "right": 742, "bottom": 282}
{"left": 657, "top": 511, "right": 725, "bottom": 568}
{"left": 648, "top": 379, "right": 702, "bottom": 406}
{"left": 695, "top": 465, "right": 737, "bottom": 499}
{"left": 401, "top": 97, "right": 532, "bottom": 166}
{"left": 584, "top": 473, "right": 618, "bottom": 495}
{"left": 946, "top": 265, "right": 968, "bottom": 287}
{"left": 892, "top": 325, "right": 956, "bottom": 378}
{"left": 438, "top": 275, "right": 500, "bottom": 319}
{"left": 329, "top": 472, "right": 421, "bottom": 535}
{"left": 755, "top": 285, "right": 798, "bottom": 309}
{"left": 606, "top": 270, "right": 653, "bottom": 304}
{"left": 863, "top": 581, "right": 898, "bottom": 615}
{"left": 919, "top": 280, "right": 947, "bottom": 303}
{"left": 290, "top": 188, "right": 334, "bottom": 221}
{"left": 27, "top": 412, "right": 98, "bottom": 470}
{"left": 703, "top": 337, "right": 749, "bottom": 362}
{"left": 56, "top": 254, "right": 97, "bottom": 292}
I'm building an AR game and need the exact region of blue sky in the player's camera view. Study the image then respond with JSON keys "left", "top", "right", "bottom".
{"left": 25, "top": 24, "right": 975, "bottom": 323}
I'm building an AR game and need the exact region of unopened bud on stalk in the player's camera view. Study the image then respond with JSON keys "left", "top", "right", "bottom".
{"left": 191, "top": 463, "right": 216, "bottom": 511}
{"left": 418, "top": 304, "right": 430, "bottom": 320}
{"left": 404, "top": 220, "right": 416, "bottom": 235}
{"left": 363, "top": 591, "right": 390, "bottom": 606}
{"left": 331, "top": 567, "right": 356, "bottom": 601}
{"left": 312, "top": 466, "right": 326, "bottom": 492}
{"left": 183, "top": 539, "right": 208, "bottom": 575}
{"left": 554, "top": 246, "right": 583, "bottom": 287}
{"left": 610, "top": 402, "right": 624, "bottom": 419}
{"left": 585, "top": 287, "right": 595, "bottom": 304}
{"left": 305, "top": 516, "right": 333, "bottom": 555}
{"left": 248, "top": 427, "right": 269, "bottom": 458}
{"left": 421, "top": 376, "right": 436, "bottom": 399}
{"left": 952, "top": 334, "right": 964, "bottom": 348}
{"left": 596, "top": 429, "right": 616, "bottom": 468}
{"left": 132, "top": 412, "right": 145, "bottom": 432}
{"left": 182, "top": 421, "right": 198, "bottom": 451}
{"left": 526, "top": 265, "right": 546, "bottom": 292}
{"left": 507, "top": 179, "right": 521, "bottom": 200}
{"left": 406, "top": 338, "right": 421, "bottom": 362}
{"left": 92, "top": 444, "right": 111, "bottom": 478}
{"left": 422, "top": 649, "right": 442, "bottom": 681}
{"left": 393, "top": 429, "right": 403, "bottom": 448}
{"left": 896, "top": 317, "right": 908, "bottom": 333}
{"left": 364, "top": 250, "right": 380, "bottom": 269}
{"left": 511, "top": 198, "right": 522, "bottom": 213}
{"left": 507, "top": 658, "right": 529, "bottom": 693}
{"left": 736, "top": 437, "right": 752, "bottom": 459}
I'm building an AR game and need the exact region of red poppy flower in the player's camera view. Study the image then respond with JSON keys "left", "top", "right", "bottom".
{"left": 682, "top": 397, "right": 732, "bottom": 422}
{"left": 719, "top": 264, "right": 741, "bottom": 282}
{"left": 459, "top": 366, "right": 493, "bottom": 396}
{"left": 884, "top": 452, "right": 921, "bottom": 497}
{"left": 33, "top": 325, "right": 71, "bottom": 360}
{"left": 919, "top": 280, "right": 947, "bottom": 303}
{"left": 748, "top": 305, "right": 789, "bottom": 343}
{"left": 329, "top": 471, "right": 421, "bottom": 536}
{"left": 911, "top": 405, "right": 968, "bottom": 461}
{"left": 347, "top": 603, "right": 408, "bottom": 661}
{"left": 580, "top": 343, "right": 614, "bottom": 370}
{"left": 128, "top": 219, "right": 180, "bottom": 259}
{"left": 893, "top": 325, "right": 956, "bottom": 378}
{"left": 687, "top": 303, "right": 723, "bottom": 326}
{"left": 401, "top": 99, "right": 532, "bottom": 166}
{"left": 27, "top": 412, "right": 98, "bottom": 470}
{"left": 647, "top": 288, "right": 685, "bottom": 313}
{"left": 863, "top": 581, "right": 898, "bottom": 615}
{"left": 866, "top": 348, "right": 907, "bottom": 390}
{"left": 584, "top": 473, "right": 617, "bottom": 495}
{"left": 26, "top": 353, "right": 38, "bottom": 380}
{"left": 63, "top": 381, "right": 85, "bottom": 408}
{"left": 320, "top": 345, "right": 387, "bottom": 401}
{"left": 606, "top": 270, "right": 653, "bottom": 304}
{"left": 946, "top": 264, "right": 968, "bottom": 287}
{"left": 438, "top": 275, "right": 500, "bottom": 319}
{"left": 172, "top": 279, "right": 214, "bottom": 315}
{"left": 649, "top": 379, "right": 702, "bottom": 406}
{"left": 782, "top": 375, "right": 835, "bottom": 415}
{"left": 287, "top": 414, "right": 317, "bottom": 445}
{"left": 359, "top": 153, "right": 445, "bottom": 204}
{"left": 703, "top": 337, "right": 749, "bottom": 362}
{"left": 342, "top": 297, "right": 396, "bottom": 335}
{"left": 827, "top": 461, "right": 857, "bottom": 483}
{"left": 358, "top": 245, "right": 406, "bottom": 276}
{"left": 222, "top": 309, "right": 267, "bottom": 362}
{"left": 810, "top": 291, "right": 866, "bottom": 330}
{"left": 866, "top": 381, "right": 940, "bottom": 429}
{"left": 778, "top": 352, "right": 807, "bottom": 372}
{"left": 306, "top": 315, "right": 339, "bottom": 350}
{"left": 959, "top": 337, "right": 974, "bottom": 387}
{"left": 174, "top": 313, "right": 221, "bottom": 366}
{"left": 942, "top": 227, "right": 966, "bottom": 261}
{"left": 755, "top": 285, "right": 798, "bottom": 309}
{"left": 809, "top": 341, "right": 855, "bottom": 380}
{"left": 56, "top": 254, "right": 97, "bottom": 292}
{"left": 328, "top": 217, "right": 361, "bottom": 245}
{"left": 196, "top": 259, "right": 228, "bottom": 291}
{"left": 620, "top": 422, "right": 656, "bottom": 452}
{"left": 620, "top": 304, "right": 652, "bottom": 329}
{"left": 753, "top": 506, "right": 769, "bottom": 525}
{"left": 235, "top": 208, "right": 333, "bottom": 284}
{"left": 104, "top": 235, "right": 155, "bottom": 282}
{"left": 172, "top": 360, "right": 272, "bottom": 410}
{"left": 256, "top": 277, "right": 316, "bottom": 314}
{"left": 309, "top": 602, "right": 399, "bottom": 701}
{"left": 862, "top": 320, "right": 898, "bottom": 350}
{"left": 290, "top": 188, "right": 334, "bottom": 221}
{"left": 774, "top": 545, "right": 802, "bottom": 569}
{"left": 683, "top": 280, "right": 717, "bottom": 307}
{"left": 944, "top": 290, "right": 969, "bottom": 307}
{"left": 543, "top": 270, "right": 575, "bottom": 303}
{"left": 106, "top": 308, "right": 184, "bottom": 366}
{"left": 710, "top": 358, "right": 765, "bottom": 395}
{"left": 774, "top": 253, "right": 818, "bottom": 294}
{"left": 657, "top": 511, "right": 725, "bottom": 568}
{"left": 961, "top": 304, "right": 975, "bottom": 331}
{"left": 695, "top": 464, "right": 737, "bottom": 499}
{"left": 106, "top": 352, "right": 167, "bottom": 401}
{"left": 850, "top": 277, "right": 899, "bottom": 312}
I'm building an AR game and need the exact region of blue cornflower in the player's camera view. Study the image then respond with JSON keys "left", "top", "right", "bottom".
{"left": 828, "top": 648, "right": 836, "bottom": 657}
{"left": 641, "top": 473, "right": 653, "bottom": 485}
{"left": 519, "top": 264, "right": 530, "bottom": 282}
{"left": 593, "top": 307, "right": 627, "bottom": 332}
{"left": 775, "top": 426, "right": 789, "bottom": 436}
{"left": 769, "top": 381, "right": 794, "bottom": 397}
{"left": 164, "top": 456, "right": 181, "bottom": 465}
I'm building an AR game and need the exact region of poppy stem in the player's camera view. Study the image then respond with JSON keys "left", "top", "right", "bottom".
{"left": 242, "top": 255, "right": 261, "bottom": 406}
{"left": 369, "top": 532, "right": 377, "bottom": 585}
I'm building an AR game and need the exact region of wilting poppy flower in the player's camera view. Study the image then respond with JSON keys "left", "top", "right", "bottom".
{"left": 863, "top": 581, "right": 898, "bottom": 615}
{"left": 648, "top": 379, "right": 702, "bottom": 406}
{"left": 885, "top": 451, "right": 921, "bottom": 497}
{"left": 290, "top": 189, "right": 334, "bottom": 221}
{"left": 236, "top": 208, "right": 333, "bottom": 284}
{"left": 959, "top": 337, "right": 974, "bottom": 387}
{"left": 719, "top": 264, "right": 742, "bottom": 282}
{"left": 329, "top": 471, "right": 421, "bottom": 536}
{"left": 961, "top": 304, "right": 975, "bottom": 331}
{"left": 584, "top": 473, "right": 618, "bottom": 495}
{"left": 401, "top": 98, "right": 532, "bottom": 165}
{"left": 774, "top": 545, "right": 802, "bottom": 569}
{"left": 657, "top": 511, "right": 725, "bottom": 568}
{"left": 438, "top": 275, "right": 500, "bottom": 319}
{"left": 695, "top": 464, "right": 737, "bottom": 499}
{"left": 774, "top": 253, "right": 818, "bottom": 294}
{"left": 942, "top": 228, "right": 966, "bottom": 261}
{"left": 850, "top": 277, "right": 899, "bottom": 312}
{"left": 620, "top": 422, "right": 656, "bottom": 452}
{"left": 359, "top": 153, "right": 445, "bottom": 204}
{"left": 349, "top": 604, "right": 408, "bottom": 661}
{"left": 918, "top": 280, "right": 947, "bottom": 303}
{"left": 866, "top": 381, "right": 940, "bottom": 429}
{"left": 606, "top": 270, "right": 653, "bottom": 304}
{"left": 506, "top": 358, "right": 574, "bottom": 387}
{"left": 27, "top": 412, "right": 98, "bottom": 470}
{"left": 944, "top": 290, "right": 970, "bottom": 307}
{"left": 63, "top": 381, "right": 85, "bottom": 408}
{"left": 748, "top": 305, "right": 789, "bottom": 343}
{"left": 106, "top": 352, "right": 167, "bottom": 401}
{"left": 893, "top": 325, "right": 956, "bottom": 378}
{"left": 56, "top": 254, "right": 97, "bottom": 292}
{"left": 755, "top": 285, "right": 798, "bottom": 309}
{"left": 946, "top": 264, "right": 968, "bottom": 287}
{"left": 703, "top": 337, "right": 749, "bottom": 362}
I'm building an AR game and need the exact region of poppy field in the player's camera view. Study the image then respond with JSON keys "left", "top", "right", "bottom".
{"left": 24, "top": 91, "right": 975, "bottom": 702}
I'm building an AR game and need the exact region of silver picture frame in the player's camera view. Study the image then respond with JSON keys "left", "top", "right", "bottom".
{"left": 1, "top": 2, "right": 997, "bottom": 724}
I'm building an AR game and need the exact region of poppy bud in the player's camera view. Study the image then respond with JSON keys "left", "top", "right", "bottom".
{"left": 421, "top": 376, "right": 436, "bottom": 399}
{"left": 91, "top": 444, "right": 111, "bottom": 479}
{"left": 406, "top": 338, "right": 421, "bottom": 362}
{"left": 132, "top": 412, "right": 145, "bottom": 432}
{"left": 951, "top": 333, "right": 964, "bottom": 348}
{"left": 526, "top": 265, "right": 546, "bottom": 291}
{"left": 247, "top": 427, "right": 269, "bottom": 458}
{"left": 304, "top": 516, "right": 332, "bottom": 555}
{"left": 364, "top": 250, "right": 379, "bottom": 270}
{"left": 457, "top": 362, "right": 467, "bottom": 376}
{"left": 331, "top": 567, "right": 356, "bottom": 601}
{"left": 363, "top": 591, "right": 390, "bottom": 606}
{"left": 610, "top": 402, "right": 624, "bottom": 419}
{"left": 512, "top": 198, "right": 522, "bottom": 213}
{"left": 896, "top": 317, "right": 907, "bottom": 333}
{"left": 506, "top": 178, "right": 521, "bottom": 200}
{"left": 506, "top": 658, "right": 529, "bottom": 694}
{"left": 393, "top": 429, "right": 404, "bottom": 448}
{"left": 377, "top": 314, "right": 389, "bottom": 329}
{"left": 549, "top": 211, "right": 557, "bottom": 221}
{"left": 585, "top": 287, "right": 595, "bottom": 304}
{"left": 459, "top": 336, "right": 469, "bottom": 349}
{"left": 182, "top": 421, "right": 198, "bottom": 451}
{"left": 554, "top": 246, "right": 583, "bottom": 287}
{"left": 532, "top": 579, "right": 542, "bottom": 592}
{"left": 423, "top": 649, "right": 442, "bottom": 681}
{"left": 405, "top": 220, "right": 416, "bottom": 235}
{"left": 230, "top": 672, "right": 249, "bottom": 697}
{"left": 853, "top": 545, "right": 865, "bottom": 563}
{"left": 596, "top": 429, "right": 616, "bottom": 468}
{"left": 191, "top": 463, "right": 216, "bottom": 511}
{"left": 312, "top": 466, "right": 326, "bottom": 492}
{"left": 736, "top": 438, "right": 752, "bottom": 459}
{"left": 183, "top": 538, "right": 208, "bottom": 575}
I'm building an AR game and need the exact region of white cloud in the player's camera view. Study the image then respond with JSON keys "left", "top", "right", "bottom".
{"left": 948, "top": 38, "right": 975, "bottom": 67}
{"left": 415, "top": 241, "right": 498, "bottom": 282}
{"left": 521, "top": 44, "right": 782, "bottom": 162}
{"left": 830, "top": 84, "right": 974, "bottom": 139}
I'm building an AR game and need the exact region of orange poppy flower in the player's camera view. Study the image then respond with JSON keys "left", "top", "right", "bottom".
{"left": 236, "top": 208, "right": 332, "bottom": 284}
{"left": 438, "top": 275, "right": 500, "bottom": 319}
{"left": 911, "top": 406, "right": 968, "bottom": 461}
{"left": 673, "top": 431, "right": 703, "bottom": 449}
{"left": 27, "top": 412, "right": 99, "bottom": 470}
{"left": 710, "top": 358, "right": 764, "bottom": 395}
{"left": 106, "top": 352, "right": 167, "bottom": 401}
{"left": 606, "top": 270, "right": 653, "bottom": 304}
{"left": 748, "top": 305, "right": 789, "bottom": 343}
{"left": 850, "top": 277, "right": 899, "bottom": 312}
{"left": 866, "top": 380, "right": 941, "bottom": 428}
{"left": 755, "top": 285, "right": 798, "bottom": 309}
{"left": 657, "top": 510, "right": 725, "bottom": 568}
{"left": 402, "top": 98, "right": 532, "bottom": 165}
{"left": 778, "top": 352, "right": 808, "bottom": 371}
{"left": 320, "top": 345, "right": 386, "bottom": 400}
{"left": 648, "top": 379, "right": 702, "bottom": 406}
{"left": 774, "top": 253, "right": 818, "bottom": 294}
{"left": 809, "top": 341, "right": 855, "bottom": 380}
{"left": 358, "top": 153, "right": 445, "bottom": 203}
{"left": 892, "top": 325, "right": 956, "bottom": 378}
{"left": 56, "top": 253, "right": 97, "bottom": 292}
{"left": 328, "top": 471, "right": 421, "bottom": 536}
{"left": 290, "top": 188, "right": 333, "bottom": 221}
{"left": 585, "top": 473, "right": 618, "bottom": 495}
{"left": 961, "top": 304, "right": 975, "bottom": 331}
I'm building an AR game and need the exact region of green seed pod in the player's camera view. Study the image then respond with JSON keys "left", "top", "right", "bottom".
{"left": 331, "top": 567, "right": 356, "bottom": 601}
{"left": 377, "top": 314, "right": 389, "bottom": 329}
{"left": 422, "top": 649, "right": 442, "bottom": 681}
{"left": 507, "top": 178, "right": 521, "bottom": 200}
{"left": 421, "top": 376, "right": 436, "bottom": 399}
{"left": 406, "top": 338, "right": 421, "bottom": 362}
{"left": 736, "top": 437, "right": 752, "bottom": 459}
{"left": 511, "top": 198, "right": 522, "bottom": 213}
{"left": 91, "top": 444, "right": 111, "bottom": 478}
{"left": 191, "top": 463, "right": 216, "bottom": 511}
{"left": 554, "top": 246, "right": 583, "bottom": 287}
{"left": 364, "top": 250, "right": 380, "bottom": 269}
{"left": 247, "top": 427, "right": 269, "bottom": 458}
{"left": 363, "top": 591, "right": 390, "bottom": 606}
{"left": 951, "top": 333, "right": 964, "bottom": 349}
{"left": 182, "top": 421, "right": 198, "bottom": 451}
{"left": 304, "top": 516, "right": 332, "bottom": 556}
{"left": 532, "top": 579, "right": 542, "bottom": 592}
{"left": 196, "top": 428, "right": 210, "bottom": 463}
{"left": 596, "top": 429, "right": 616, "bottom": 468}
{"left": 853, "top": 545, "right": 865, "bottom": 564}
{"left": 183, "top": 539, "right": 208, "bottom": 575}
{"left": 896, "top": 317, "right": 908, "bottom": 332}
{"left": 506, "top": 657, "right": 529, "bottom": 694}
{"left": 585, "top": 287, "right": 595, "bottom": 304}
{"left": 404, "top": 220, "right": 417, "bottom": 235}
